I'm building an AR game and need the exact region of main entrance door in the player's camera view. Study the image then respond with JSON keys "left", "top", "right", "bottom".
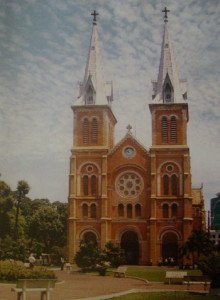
{"left": 162, "top": 232, "right": 178, "bottom": 262}
{"left": 121, "top": 231, "right": 139, "bottom": 265}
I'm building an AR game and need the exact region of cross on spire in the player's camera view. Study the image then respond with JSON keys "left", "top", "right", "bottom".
{"left": 91, "top": 10, "right": 99, "bottom": 25}
{"left": 162, "top": 7, "right": 170, "bottom": 23}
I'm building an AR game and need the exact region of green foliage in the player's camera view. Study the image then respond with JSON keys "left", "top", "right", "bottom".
{"left": 28, "top": 205, "right": 65, "bottom": 252}
{"left": 0, "top": 236, "right": 29, "bottom": 261}
{"left": 104, "top": 241, "right": 125, "bottom": 268}
{"left": 14, "top": 180, "right": 30, "bottom": 240}
{"left": 0, "top": 181, "right": 14, "bottom": 238}
{"left": 0, "top": 179, "right": 67, "bottom": 263}
{"left": 180, "top": 230, "right": 215, "bottom": 267}
{"left": 74, "top": 239, "right": 101, "bottom": 272}
{"left": 0, "top": 260, "right": 56, "bottom": 281}
{"left": 198, "top": 254, "right": 220, "bottom": 288}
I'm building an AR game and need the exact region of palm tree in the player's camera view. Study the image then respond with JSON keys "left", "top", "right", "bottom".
{"left": 13, "top": 180, "right": 30, "bottom": 240}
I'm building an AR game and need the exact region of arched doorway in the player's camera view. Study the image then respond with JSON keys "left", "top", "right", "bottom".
{"left": 162, "top": 232, "right": 178, "bottom": 263}
{"left": 121, "top": 231, "right": 139, "bottom": 265}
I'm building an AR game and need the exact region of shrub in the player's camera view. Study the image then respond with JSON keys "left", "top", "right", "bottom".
{"left": 104, "top": 241, "right": 125, "bottom": 268}
{"left": 0, "top": 260, "right": 56, "bottom": 281}
{"left": 74, "top": 240, "right": 101, "bottom": 272}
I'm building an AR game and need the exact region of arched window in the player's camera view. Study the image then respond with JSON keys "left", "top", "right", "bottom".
{"left": 171, "top": 174, "right": 178, "bottom": 196}
{"left": 82, "top": 203, "right": 88, "bottom": 217}
{"left": 135, "top": 204, "right": 141, "bottom": 217}
{"left": 163, "top": 175, "right": 169, "bottom": 195}
{"left": 170, "top": 116, "right": 177, "bottom": 143}
{"left": 171, "top": 203, "right": 178, "bottom": 217}
{"left": 91, "top": 118, "right": 98, "bottom": 144}
{"left": 83, "top": 175, "right": 89, "bottom": 196}
{"left": 162, "top": 116, "right": 168, "bottom": 143}
{"left": 163, "top": 203, "right": 169, "bottom": 218}
{"left": 91, "top": 203, "right": 96, "bottom": 218}
{"left": 164, "top": 83, "right": 172, "bottom": 102}
{"left": 83, "top": 119, "right": 89, "bottom": 144}
{"left": 91, "top": 175, "right": 97, "bottom": 195}
{"left": 127, "top": 204, "right": 132, "bottom": 218}
{"left": 118, "top": 204, "right": 124, "bottom": 217}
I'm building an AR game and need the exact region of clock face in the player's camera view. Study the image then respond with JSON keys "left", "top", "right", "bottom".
{"left": 124, "top": 147, "right": 135, "bottom": 158}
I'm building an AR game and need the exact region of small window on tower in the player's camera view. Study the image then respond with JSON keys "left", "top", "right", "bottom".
{"left": 87, "top": 96, "right": 93, "bottom": 104}
{"left": 165, "top": 83, "right": 172, "bottom": 102}
{"left": 86, "top": 86, "right": 95, "bottom": 105}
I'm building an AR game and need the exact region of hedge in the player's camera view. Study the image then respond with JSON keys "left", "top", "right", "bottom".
{"left": 0, "top": 260, "right": 56, "bottom": 281}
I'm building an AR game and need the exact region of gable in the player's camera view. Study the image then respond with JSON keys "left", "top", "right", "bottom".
{"left": 107, "top": 134, "right": 149, "bottom": 174}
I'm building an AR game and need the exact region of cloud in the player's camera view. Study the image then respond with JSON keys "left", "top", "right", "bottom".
{"left": 0, "top": 0, "right": 219, "bottom": 211}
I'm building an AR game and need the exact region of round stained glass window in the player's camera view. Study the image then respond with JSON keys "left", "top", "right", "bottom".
{"left": 116, "top": 172, "right": 143, "bottom": 197}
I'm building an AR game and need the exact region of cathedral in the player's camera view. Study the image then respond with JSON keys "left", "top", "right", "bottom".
{"left": 67, "top": 9, "right": 205, "bottom": 265}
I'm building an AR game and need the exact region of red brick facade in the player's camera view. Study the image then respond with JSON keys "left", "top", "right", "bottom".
{"left": 67, "top": 18, "right": 205, "bottom": 265}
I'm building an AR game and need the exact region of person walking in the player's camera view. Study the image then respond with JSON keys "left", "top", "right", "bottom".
{"left": 60, "top": 256, "right": 65, "bottom": 271}
{"left": 28, "top": 253, "right": 36, "bottom": 269}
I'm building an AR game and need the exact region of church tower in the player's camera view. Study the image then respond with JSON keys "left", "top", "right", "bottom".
{"left": 149, "top": 8, "right": 193, "bottom": 264}
{"left": 68, "top": 11, "right": 117, "bottom": 261}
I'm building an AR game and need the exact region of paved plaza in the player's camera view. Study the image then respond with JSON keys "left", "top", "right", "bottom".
{"left": 0, "top": 269, "right": 209, "bottom": 300}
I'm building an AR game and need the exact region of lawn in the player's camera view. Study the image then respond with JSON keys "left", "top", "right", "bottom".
{"left": 109, "top": 292, "right": 219, "bottom": 300}
{"left": 120, "top": 266, "right": 202, "bottom": 282}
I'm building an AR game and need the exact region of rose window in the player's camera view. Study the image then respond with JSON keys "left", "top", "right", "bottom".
{"left": 116, "top": 172, "right": 143, "bottom": 197}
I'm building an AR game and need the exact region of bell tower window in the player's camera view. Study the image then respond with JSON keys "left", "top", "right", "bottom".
{"left": 83, "top": 119, "right": 89, "bottom": 144}
{"left": 170, "top": 116, "right": 177, "bottom": 143}
{"left": 162, "top": 116, "right": 168, "bottom": 143}
{"left": 91, "top": 118, "right": 98, "bottom": 144}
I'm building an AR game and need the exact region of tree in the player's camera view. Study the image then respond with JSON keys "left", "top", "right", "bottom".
{"left": 14, "top": 180, "right": 30, "bottom": 240}
{"left": 28, "top": 205, "right": 64, "bottom": 252}
{"left": 181, "top": 230, "right": 215, "bottom": 267}
{"left": 0, "top": 181, "right": 13, "bottom": 238}
{"left": 74, "top": 239, "right": 101, "bottom": 272}
{"left": 104, "top": 241, "right": 125, "bottom": 268}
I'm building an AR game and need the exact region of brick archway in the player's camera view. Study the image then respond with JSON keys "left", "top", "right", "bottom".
{"left": 120, "top": 231, "right": 139, "bottom": 265}
{"left": 162, "top": 231, "right": 179, "bottom": 263}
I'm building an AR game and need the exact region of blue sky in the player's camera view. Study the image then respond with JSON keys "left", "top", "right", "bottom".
{"left": 0, "top": 0, "right": 219, "bottom": 212}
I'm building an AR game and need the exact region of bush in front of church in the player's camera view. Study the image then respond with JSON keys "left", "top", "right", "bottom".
{"left": 74, "top": 239, "right": 101, "bottom": 272}
{"left": 104, "top": 241, "right": 125, "bottom": 268}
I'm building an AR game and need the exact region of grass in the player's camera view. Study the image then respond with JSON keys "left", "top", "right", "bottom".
{"left": 109, "top": 292, "right": 219, "bottom": 300}
{"left": 123, "top": 266, "right": 202, "bottom": 282}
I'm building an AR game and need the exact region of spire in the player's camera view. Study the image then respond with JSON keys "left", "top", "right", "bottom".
{"left": 152, "top": 8, "right": 187, "bottom": 103}
{"left": 74, "top": 11, "right": 113, "bottom": 106}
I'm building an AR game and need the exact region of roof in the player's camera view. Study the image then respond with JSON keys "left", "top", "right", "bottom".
{"left": 73, "top": 23, "right": 112, "bottom": 106}
{"left": 192, "top": 188, "right": 203, "bottom": 205}
{"left": 152, "top": 22, "right": 187, "bottom": 103}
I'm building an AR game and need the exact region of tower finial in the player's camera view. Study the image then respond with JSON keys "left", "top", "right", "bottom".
{"left": 126, "top": 124, "right": 132, "bottom": 134}
{"left": 91, "top": 10, "right": 99, "bottom": 25}
{"left": 162, "top": 7, "right": 170, "bottom": 23}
